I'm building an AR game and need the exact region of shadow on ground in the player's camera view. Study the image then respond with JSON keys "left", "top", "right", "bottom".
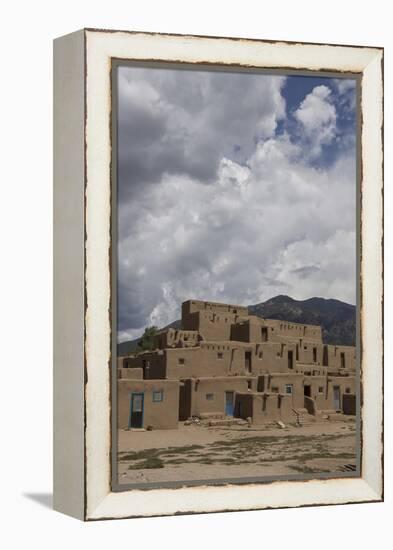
{"left": 23, "top": 493, "right": 53, "bottom": 509}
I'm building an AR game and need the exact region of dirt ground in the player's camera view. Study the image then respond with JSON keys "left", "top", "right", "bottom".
{"left": 117, "top": 417, "right": 357, "bottom": 485}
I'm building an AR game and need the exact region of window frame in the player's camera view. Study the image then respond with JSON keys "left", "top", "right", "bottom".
{"left": 152, "top": 390, "right": 164, "bottom": 402}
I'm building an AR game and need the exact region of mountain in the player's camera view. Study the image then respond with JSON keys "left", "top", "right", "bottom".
{"left": 118, "top": 295, "right": 356, "bottom": 355}
{"left": 249, "top": 295, "right": 356, "bottom": 346}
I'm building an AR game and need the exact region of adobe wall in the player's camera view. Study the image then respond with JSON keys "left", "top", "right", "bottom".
{"left": 296, "top": 341, "right": 323, "bottom": 365}
{"left": 235, "top": 392, "right": 294, "bottom": 424}
{"left": 123, "top": 351, "right": 167, "bottom": 379}
{"left": 252, "top": 341, "right": 299, "bottom": 374}
{"left": 303, "top": 374, "right": 356, "bottom": 411}
{"left": 182, "top": 310, "right": 241, "bottom": 341}
{"left": 165, "top": 343, "right": 255, "bottom": 378}
{"left": 118, "top": 367, "right": 143, "bottom": 380}
{"left": 117, "top": 379, "right": 180, "bottom": 430}
{"left": 164, "top": 340, "right": 328, "bottom": 379}
{"left": 324, "top": 345, "right": 356, "bottom": 371}
{"left": 302, "top": 374, "right": 330, "bottom": 410}
{"left": 154, "top": 328, "right": 199, "bottom": 349}
{"left": 328, "top": 375, "right": 356, "bottom": 410}
{"left": 265, "top": 319, "right": 322, "bottom": 343}
{"left": 264, "top": 340, "right": 326, "bottom": 366}
{"left": 231, "top": 318, "right": 323, "bottom": 349}
{"left": 295, "top": 363, "right": 328, "bottom": 376}
{"left": 258, "top": 372, "right": 304, "bottom": 409}
{"left": 182, "top": 299, "right": 248, "bottom": 318}
{"left": 230, "top": 317, "right": 286, "bottom": 344}
{"left": 189, "top": 376, "right": 252, "bottom": 417}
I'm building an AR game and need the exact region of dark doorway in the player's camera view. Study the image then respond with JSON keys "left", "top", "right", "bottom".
{"left": 323, "top": 345, "right": 329, "bottom": 366}
{"left": 304, "top": 385, "right": 311, "bottom": 398}
{"left": 288, "top": 350, "right": 294, "bottom": 369}
{"left": 245, "top": 351, "right": 252, "bottom": 373}
{"left": 257, "top": 376, "right": 265, "bottom": 392}
{"left": 179, "top": 379, "right": 192, "bottom": 420}
{"left": 261, "top": 327, "right": 268, "bottom": 342}
{"left": 129, "top": 393, "right": 144, "bottom": 428}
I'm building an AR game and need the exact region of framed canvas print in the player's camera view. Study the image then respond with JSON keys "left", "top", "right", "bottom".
{"left": 53, "top": 29, "right": 383, "bottom": 520}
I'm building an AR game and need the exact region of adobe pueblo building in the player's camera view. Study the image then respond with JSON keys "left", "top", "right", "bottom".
{"left": 118, "top": 300, "right": 356, "bottom": 430}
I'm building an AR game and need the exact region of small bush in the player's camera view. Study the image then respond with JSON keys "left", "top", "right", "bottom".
{"left": 128, "top": 457, "right": 164, "bottom": 470}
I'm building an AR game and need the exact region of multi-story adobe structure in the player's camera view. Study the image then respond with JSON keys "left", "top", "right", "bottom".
{"left": 118, "top": 299, "right": 357, "bottom": 430}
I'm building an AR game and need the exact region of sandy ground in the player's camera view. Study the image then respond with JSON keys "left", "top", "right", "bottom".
{"left": 117, "top": 417, "right": 357, "bottom": 485}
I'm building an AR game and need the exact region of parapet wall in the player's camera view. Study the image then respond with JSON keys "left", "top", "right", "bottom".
{"left": 264, "top": 318, "right": 323, "bottom": 343}
{"left": 182, "top": 299, "right": 248, "bottom": 318}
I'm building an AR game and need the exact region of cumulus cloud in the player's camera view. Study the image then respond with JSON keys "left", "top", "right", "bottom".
{"left": 117, "top": 67, "right": 286, "bottom": 204}
{"left": 333, "top": 78, "right": 356, "bottom": 96}
{"left": 116, "top": 68, "right": 357, "bottom": 342}
{"left": 332, "top": 77, "right": 357, "bottom": 116}
{"left": 294, "top": 85, "right": 337, "bottom": 159}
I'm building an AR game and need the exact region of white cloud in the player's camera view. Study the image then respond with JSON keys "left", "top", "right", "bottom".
{"left": 118, "top": 131, "right": 356, "bottom": 342}
{"left": 117, "top": 66, "right": 287, "bottom": 202}
{"left": 333, "top": 78, "right": 356, "bottom": 96}
{"left": 116, "top": 71, "right": 357, "bottom": 342}
{"left": 294, "top": 85, "right": 337, "bottom": 158}
{"left": 332, "top": 78, "right": 357, "bottom": 114}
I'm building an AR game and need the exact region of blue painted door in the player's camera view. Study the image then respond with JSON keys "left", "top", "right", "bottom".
{"left": 225, "top": 391, "right": 234, "bottom": 416}
{"left": 333, "top": 387, "right": 341, "bottom": 410}
{"left": 129, "top": 393, "right": 144, "bottom": 428}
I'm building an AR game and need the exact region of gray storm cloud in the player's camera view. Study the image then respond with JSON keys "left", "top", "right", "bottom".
{"left": 116, "top": 66, "right": 356, "bottom": 342}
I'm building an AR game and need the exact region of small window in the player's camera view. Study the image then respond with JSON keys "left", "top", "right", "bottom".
{"left": 318, "top": 386, "right": 324, "bottom": 393}
{"left": 178, "top": 358, "right": 185, "bottom": 365}
{"left": 206, "top": 393, "right": 214, "bottom": 400}
{"left": 152, "top": 390, "right": 163, "bottom": 402}
{"left": 285, "top": 384, "right": 293, "bottom": 395}
{"left": 247, "top": 380, "right": 252, "bottom": 390}
{"left": 345, "top": 387, "right": 351, "bottom": 394}
{"left": 217, "top": 352, "right": 223, "bottom": 359}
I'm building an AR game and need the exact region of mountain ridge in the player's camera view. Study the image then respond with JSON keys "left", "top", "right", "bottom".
{"left": 118, "top": 295, "right": 356, "bottom": 356}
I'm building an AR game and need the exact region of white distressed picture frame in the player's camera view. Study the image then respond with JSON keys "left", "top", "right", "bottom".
{"left": 53, "top": 28, "right": 383, "bottom": 521}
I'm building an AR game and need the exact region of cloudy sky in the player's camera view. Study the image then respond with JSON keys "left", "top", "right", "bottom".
{"left": 116, "top": 65, "right": 357, "bottom": 342}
